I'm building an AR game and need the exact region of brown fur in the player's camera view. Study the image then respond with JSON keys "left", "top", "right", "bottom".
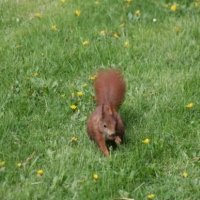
{"left": 87, "top": 69, "right": 126, "bottom": 157}
{"left": 94, "top": 69, "right": 126, "bottom": 109}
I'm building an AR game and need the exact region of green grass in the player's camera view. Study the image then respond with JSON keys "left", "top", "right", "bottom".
{"left": 1, "top": 0, "right": 200, "bottom": 199}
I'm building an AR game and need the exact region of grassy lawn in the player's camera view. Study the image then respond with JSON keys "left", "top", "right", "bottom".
{"left": 0, "top": 0, "right": 200, "bottom": 199}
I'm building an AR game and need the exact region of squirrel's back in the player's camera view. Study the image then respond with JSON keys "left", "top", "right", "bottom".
{"left": 94, "top": 69, "right": 126, "bottom": 109}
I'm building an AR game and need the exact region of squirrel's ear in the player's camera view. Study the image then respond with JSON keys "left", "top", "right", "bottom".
{"left": 108, "top": 106, "right": 113, "bottom": 115}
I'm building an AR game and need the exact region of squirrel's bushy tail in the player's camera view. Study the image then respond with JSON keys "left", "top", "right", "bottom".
{"left": 94, "top": 69, "right": 126, "bottom": 109}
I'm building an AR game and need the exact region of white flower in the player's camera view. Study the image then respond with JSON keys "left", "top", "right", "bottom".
{"left": 153, "top": 18, "right": 157, "bottom": 23}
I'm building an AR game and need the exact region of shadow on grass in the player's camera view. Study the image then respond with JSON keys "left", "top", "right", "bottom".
{"left": 120, "top": 105, "right": 144, "bottom": 145}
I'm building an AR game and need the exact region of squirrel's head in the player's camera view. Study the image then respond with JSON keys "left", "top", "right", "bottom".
{"left": 100, "top": 104, "right": 116, "bottom": 139}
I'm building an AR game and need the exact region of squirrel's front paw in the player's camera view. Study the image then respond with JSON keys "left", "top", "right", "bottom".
{"left": 115, "top": 136, "right": 121, "bottom": 145}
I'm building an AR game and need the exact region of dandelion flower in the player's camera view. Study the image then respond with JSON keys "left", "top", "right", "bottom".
{"left": 77, "top": 91, "right": 83, "bottom": 97}
{"left": 142, "top": 138, "right": 150, "bottom": 144}
{"left": 100, "top": 30, "right": 105, "bottom": 36}
{"left": 93, "top": 174, "right": 98, "bottom": 180}
{"left": 60, "top": 0, "right": 66, "bottom": 3}
{"left": 113, "top": 33, "right": 119, "bottom": 39}
{"left": 75, "top": 10, "right": 81, "bottom": 16}
{"left": 17, "top": 162, "right": 22, "bottom": 168}
{"left": 194, "top": 2, "right": 198, "bottom": 7}
{"left": 124, "top": 41, "right": 130, "bottom": 48}
{"left": 71, "top": 136, "right": 78, "bottom": 142}
{"left": 82, "top": 83, "right": 87, "bottom": 87}
{"left": 174, "top": 26, "right": 180, "bottom": 32}
{"left": 37, "top": 169, "right": 44, "bottom": 177}
{"left": 35, "top": 13, "right": 42, "bottom": 18}
{"left": 186, "top": 103, "right": 193, "bottom": 108}
{"left": 0, "top": 161, "right": 5, "bottom": 167}
{"left": 89, "top": 75, "right": 97, "bottom": 80}
{"left": 95, "top": 1, "right": 100, "bottom": 5}
{"left": 51, "top": 25, "right": 57, "bottom": 31}
{"left": 70, "top": 105, "right": 77, "bottom": 110}
{"left": 135, "top": 10, "right": 141, "bottom": 17}
{"left": 182, "top": 172, "right": 188, "bottom": 178}
{"left": 148, "top": 194, "right": 155, "bottom": 199}
{"left": 171, "top": 4, "right": 179, "bottom": 11}
{"left": 33, "top": 72, "right": 39, "bottom": 77}
{"left": 82, "top": 40, "right": 89, "bottom": 46}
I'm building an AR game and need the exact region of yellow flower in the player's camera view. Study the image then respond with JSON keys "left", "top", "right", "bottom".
{"left": 186, "top": 103, "right": 193, "bottom": 108}
{"left": 120, "top": 23, "right": 124, "bottom": 28}
{"left": 93, "top": 174, "right": 98, "bottom": 180}
{"left": 142, "top": 138, "right": 150, "bottom": 144}
{"left": 171, "top": 4, "right": 179, "bottom": 11}
{"left": 113, "top": 33, "right": 119, "bottom": 39}
{"left": 82, "top": 83, "right": 87, "bottom": 87}
{"left": 37, "top": 169, "right": 44, "bottom": 177}
{"left": 75, "top": 10, "right": 81, "bottom": 16}
{"left": 82, "top": 40, "right": 89, "bottom": 46}
{"left": 77, "top": 91, "right": 83, "bottom": 97}
{"left": 100, "top": 30, "right": 105, "bottom": 36}
{"left": 17, "top": 162, "right": 22, "bottom": 168}
{"left": 33, "top": 72, "right": 39, "bottom": 77}
{"left": 70, "top": 105, "right": 77, "bottom": 110}
{"left": 0, "top": 161, "right": 5, "bottom": 167}
{"left": 89, "top": 75, "right": 97, "bottom": 80}
{"left": 135, "top": 10, "right": 141, "bottom": 17}
{"left": 125, "top": 0, "right": 133, "bottom": 2}
{"left": 71, "top": 136, "right": 78, "bottom": 142}
{"left": 61, "top": 94, "right": 66, "bottom": 98}
{"left": 194, "top": 2, "right": 198, "bottom": 7}
{"left": 182, "top": 172, "right": 188, "bottom": 178}
{"left": 35, "top": 13, "right": 42, "bottom": 18}
{"left": 60, "top": 0, "right": 66, "bottom": 3}
{"left": 148, "top": 194, "right": 155, "bottom": 199}
{"left": 174, "top": 26, "right": 180, "bottom": 32}
{"left": 124, "top": 41, "right": 130, "bottom": 48}
{"left": 51, "top": 25, "right": 57, "bottom": 31}
{"left": 95, "top": 1, "right": 100, "bottom": 5}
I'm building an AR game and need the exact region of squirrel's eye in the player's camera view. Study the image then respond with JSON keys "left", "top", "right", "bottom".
{"left": 103, "top": 124, "right": 107, "bottom": 128}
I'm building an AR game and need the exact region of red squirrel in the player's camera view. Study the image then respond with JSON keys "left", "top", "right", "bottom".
{"left": 87, "top": 69, "right": 126, "bottom": 157}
